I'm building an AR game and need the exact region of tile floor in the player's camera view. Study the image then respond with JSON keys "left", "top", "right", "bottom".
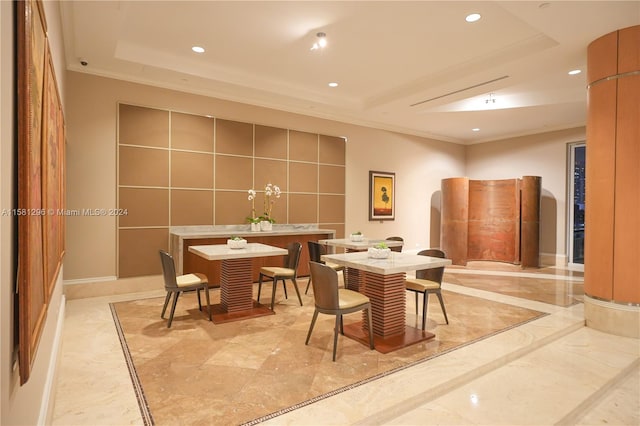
{"left": 51, "top": 264, "right": 640, "bottom": 425}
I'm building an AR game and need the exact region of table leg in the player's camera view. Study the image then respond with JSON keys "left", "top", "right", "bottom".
{"left": 221, "top": 258, "right": 253, "bottom": 312}
{"left": 344, "top": 248, "right": 364, "bottom": 291}
{"left": 209, "top": 258, "right": 274, "bottom": 323}
{"left": 343, "top": 270, "right": 436, "bottom": 353}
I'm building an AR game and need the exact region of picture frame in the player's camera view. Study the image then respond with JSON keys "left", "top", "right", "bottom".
{"left": 369, "top": 171, "right": 395, "bottom": 221}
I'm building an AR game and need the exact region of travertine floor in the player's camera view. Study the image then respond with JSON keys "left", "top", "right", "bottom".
{"left": 51, "top": 265, "right": 640, "bottom": 426}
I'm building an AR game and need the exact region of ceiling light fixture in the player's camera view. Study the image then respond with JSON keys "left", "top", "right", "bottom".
{"left": 311, "top": 32, "right": 327, "bottom": 51}
{"left": 192, "top": 46, "right": 205, "bottom": 53}
{"left": 465, "top": 13, "right": 481, "bottom": 23}
{"left": 472, "top": 128, "right": 480, "bottom": 132}
{"left": 328, "top": 82, "right": 338, "bottom": 87}
{"left": 485, "top": 93, "right": 496, "bottom": 104}
{"left": 568, "top": 69, "right": 582, "bottom": 75}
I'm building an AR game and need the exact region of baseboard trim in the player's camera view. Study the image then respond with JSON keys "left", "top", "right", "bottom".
{"left": 40, "top": 294, "right": 66, "bottom": 426}
{"left": 63, "top": 276, "right": 118, "bottom": 285}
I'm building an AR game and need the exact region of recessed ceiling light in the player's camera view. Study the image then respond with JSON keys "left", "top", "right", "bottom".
{"left": 472, "top": 128, "right": 480, "bottom": 132}
{"left": 192, "top": 46, "right": 205, "bottom": 53}
{"left": 568, "top": 69, "right": 582, "bottom": 75}
{"left": 328, "top": 82, "right": 338, "bottom": 87}
{"left": 466, "top": 13, "right": 481, "bottom": 23}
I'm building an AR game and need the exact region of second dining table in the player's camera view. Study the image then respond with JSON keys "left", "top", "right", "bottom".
{"left": 188, "top": 242, "right": 287, "bottom": 323}
{"left": 318, "top": 237, "right": 404, "bottom": 292}
{"left": 321, "top": 250, "right": 452, "bottom": 353}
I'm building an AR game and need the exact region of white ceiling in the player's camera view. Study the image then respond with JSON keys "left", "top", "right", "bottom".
{"left": 59, "top": 1, "right": 640, "bottom": 144}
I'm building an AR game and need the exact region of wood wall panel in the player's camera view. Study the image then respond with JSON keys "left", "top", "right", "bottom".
{"left": 171, "top": 189, "right": 214, "bottom": 226}
{"left": 119, "top": 228, "right": 169, "bottom": 277}
{"left": 170, "top": 112, "right": 214, "bottom": 152}
{"left": 585, "top": 80, "right": 617, "bottom": 300}
{"left": 319, "top": 135, "right": 346, "bottom": 165}
{"left": 119, "top": 146, "right": 169, "bottom": 187}
{"left": 441, "top": 177, "right": 469, "bottom": 265}
{"left": 289, "top": 162, "right": 318, "bottom": 193}
{"left": 613, "top": 75, "right": 640, "bottom": 302}
{"left": 319, "top": 165, "right": 345, "bottom": 194}
{"left": 467, "top": 179, "right": 518, "bottom": 263}
{"left": 255, "top": 125, "right": 287, "bottom": 159}
{"left": 289, "top": 194, "right": 318, "bottom": 223}
{"left": 216, "top": 119, "right": 253, "bottom": 156}
{"left": 119, "top": 188, "right": 169, "bottom": 227}
{"left": 119, "top": 104, "right": 169, "bottom": 147}
{"left": 171, "top": 151, "right": 214, "bottom": 188}
{"left": 254, "top": 158, "right": 287, "bottom": 191}
{"left": 319, "top": 194, "right": 345, "bottom": 224}
{"left": 618, "top": 25, "right": 640, "bottom": 73}
{"left": 441, "top": 176, "right": 540, "bottom": 267}
{"left": 290, "top": 130, "right": 318, "bottom": 162}
{"left": 587, "top": 31, "right": 618, "bottom": 84}
{"left": 215, "top": 155, "right": 253, "bottom": 189}
{"left": 521, "top": 176, "right": 541, "bottom": 267}
{"left": 118, "top": 103, "right": 345, "bottom": 278}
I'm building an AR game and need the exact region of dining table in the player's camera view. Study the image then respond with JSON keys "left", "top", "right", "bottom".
{"left": 321, "top": 250, "right": 452, "bottom": 353}
{"left": 318, "top": 237, "right": 404, "bottom": 292}
{"left": 188, "top": 242, "right": 287, "bottom": 323}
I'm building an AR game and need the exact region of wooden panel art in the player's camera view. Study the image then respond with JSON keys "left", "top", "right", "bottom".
{"left": 17, "top": 0, "right": 66, "bottom": 385}
{"left": 441, "top": 176, "right": 540, "bottom": 267}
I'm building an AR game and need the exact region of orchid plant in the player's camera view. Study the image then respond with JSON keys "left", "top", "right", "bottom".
{"left": 246, "top": 183, "right": 281, "bottom": 224}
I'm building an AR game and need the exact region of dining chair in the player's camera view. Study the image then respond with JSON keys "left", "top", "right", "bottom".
{"left": 404, "top": 249, "right": 449, "bottom": 330}
{"left": 306, "top": 261, "right": 374, "bottom": 361}
{"left": 386, "top": 236, "right": 404, "bottom": 252}
{"left": 159, "top": 250, "right": 214, "bottom": 328}
{"left": 257, "top": 242, "right": 303, "bottom": 310}
{"left": 305, "top": 241, "right": 345, "bottom": 294}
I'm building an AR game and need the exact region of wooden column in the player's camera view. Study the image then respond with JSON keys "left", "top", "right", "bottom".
{"left": 441, "top": 177, "right": 469, "bottom": 265}
{"left": 585, "top": 25, "right": 639, "bottom": 337}
{"left": 521, "top": 176, "right": 541, "bottom": 267}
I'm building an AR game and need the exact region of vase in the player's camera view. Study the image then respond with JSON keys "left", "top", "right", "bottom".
{"left": 368, "top": 247, "right": 391, "bottom": 259}
{"left": 260, "top": 221, "right": 273, "bottom": 231}
{"left": 251, "top": 222, "right": 261, "bottom": 232}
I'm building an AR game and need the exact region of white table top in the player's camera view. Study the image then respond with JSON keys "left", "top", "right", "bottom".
{"left": 322, "top": 251, "right": 451, "bottom": 275}
{"left": 188, "top": 243, "right": 287, "bottom": 261}
{"left": 318, "top": 238, "right": 404, "bottom": 250}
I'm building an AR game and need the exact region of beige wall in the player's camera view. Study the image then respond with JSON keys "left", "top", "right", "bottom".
{"left": 466, "top": 127, "right": 586, "bottom": 263}
{"left": 64, "top": 72, "right": 466, "bottom": 281}
{"left": 2, "top": 1, "right": 67, "bottom": 425}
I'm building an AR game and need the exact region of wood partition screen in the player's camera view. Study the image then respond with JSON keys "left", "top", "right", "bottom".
{"left": 441, "top": 176, "right": 540, "bottom": 267}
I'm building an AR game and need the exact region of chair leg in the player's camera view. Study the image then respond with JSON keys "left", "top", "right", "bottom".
{"left": 415, "top": 292, "right": 419, "bottom": 315}
{"left": 339, "top": 314, "right": 344, "bottom": 335}
{"left": 257, "top": 274, "right": 264, "bottom": 302}
{"left": 422, "top": 292, "right": 429, "bottom": 331}
{"left": 291, "top": 278, "right": 303, "bottom": 306}
{"left": 270, "top": 277, "right": 277, "bottom": 311}
{"left": 161, "top": 292, "right": 171, "bottom": 318}
{"left": 282, "top": 279, "right": 288, "bottom": 299}
{"left": 435, "top": 291, "right": 449, "bottom": 324}
{"left": 167, "top": 292, "right": 180, "bottom": 328}
{"left": 196, "top": 289, "right": 202, "bottom": 310}
{"left": 305, "top": 275, "right": 312, "bottom": 294}
{"left": 305, "top": 310, "right": 319, "bottom": 345}
{"left": 203, "top": 286, "right": 212, "bottom": 321}
{"left": 366, "top": 307, "right": 375, "bottom": 350}
{"left": 332, "top": 315, "right": 340, "bottom": 361}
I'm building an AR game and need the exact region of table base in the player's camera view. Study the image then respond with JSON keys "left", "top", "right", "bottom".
{"left": 343, "top": 322, "right": 435, "bottom": 354}
{"left": 206, "top": 301, "right": 275, "bottom": 324}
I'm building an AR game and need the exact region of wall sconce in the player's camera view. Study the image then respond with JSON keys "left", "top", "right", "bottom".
{"left": 311, "top": 32, "right": 327, "bottom": 51}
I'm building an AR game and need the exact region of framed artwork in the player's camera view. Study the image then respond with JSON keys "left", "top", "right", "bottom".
{"left": 17, "top": 0, "right": 50, "bottom": 386}
{"left": 369, "top": 171, "right": 395, "bottom": 221}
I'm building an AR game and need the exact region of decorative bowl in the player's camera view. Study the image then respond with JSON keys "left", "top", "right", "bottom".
{"left": 350, "top": 233, "right": 364, "bottom": 242}
{"left": 368, "top": 247, "right": 391, "bottom": 259}
{"left": 227, "top": 238, "right": 247, "bottom": 249}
